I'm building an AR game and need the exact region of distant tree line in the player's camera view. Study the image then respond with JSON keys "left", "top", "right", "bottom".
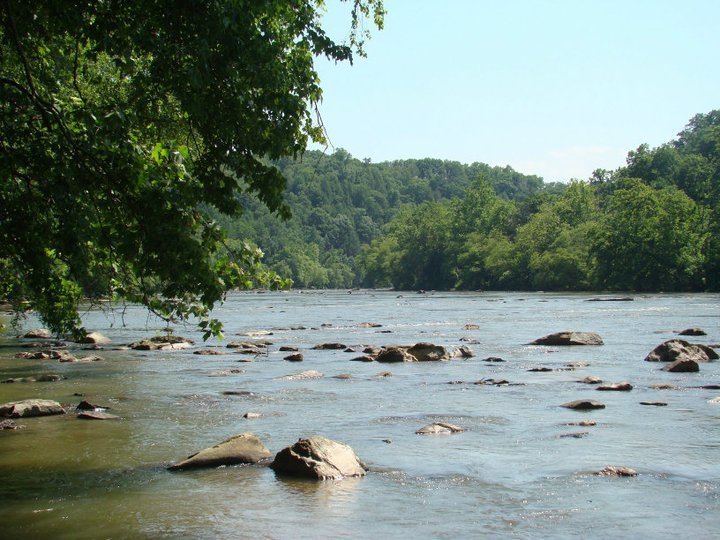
{"left": 221, "top": 110, "right": 719, "bottom": 292}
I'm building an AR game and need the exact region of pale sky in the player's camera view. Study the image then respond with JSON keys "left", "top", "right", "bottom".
{"left": 311, "top": 0, "right": 720, "bottom": 183}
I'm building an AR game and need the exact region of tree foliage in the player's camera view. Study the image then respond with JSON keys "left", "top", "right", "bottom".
{"left": 0, "top": 0, "right": 384, "bottom": 336}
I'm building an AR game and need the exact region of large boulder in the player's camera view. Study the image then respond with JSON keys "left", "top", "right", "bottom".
{"left": 375, "top": 347, "right": 417, "bottom": 363}
{"left": 530, "top": 332, "right": 604, "bottom": 346}
{"left": 168, "top": 433, "right": 272, "bottom": 470}
{"left": 271, "top": 436, "right": 367, "bottom": 480}
{"left": 644, "top": 339, "right": 714, "bottom": 363}
{"left": 406, "top": 343, "right": 451, "bottom": 361}
{"left": 0, "top": 399, "right": 65, "bottom": 418}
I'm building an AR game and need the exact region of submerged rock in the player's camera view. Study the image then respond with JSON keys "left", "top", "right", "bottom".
{"left": 561, "top": 399, "right": 606, "bottom": 410}
{"left": 168, "top": 433, "right": 272, "bottom": 470}
{"left": 531, "top": 332, "right": 604, "bottom": 346}
{"left": 194, "top": 349, "right": 228, "bottom": 356}
{"left": 77, "top": 411, "right": 120, "bottom": 420}
{"left": 283, "top": 370, "right": 323, "bottom": 380}
{"left": 416, "top": 422, "right": 464, "bottom": 435}
{"left": 596, "top": 466, "right": 637, "bottom": 477}
{"left": 597, "top": 382, "right": 633, "bottom": 391}
{"left": 271, "top": 436, "right": 367, "bottom": 480}
{"left": 644, "top": 339, "right": 713, "bottom": 363}
{"left": 577, "top": 376, "right": 603, "bottom": 384}
{"left": 0, "top": 399, "right": 65, "bottom": 418}
{"left": 640, "top": 401, "right": 668, "bottom": 406}
{"left": 0, "top": 419, "right": 21, "bottom": 430}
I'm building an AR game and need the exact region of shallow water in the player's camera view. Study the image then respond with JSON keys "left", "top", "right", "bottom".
{"left": 1, "top": 291, "right": 719, "bottom": 539}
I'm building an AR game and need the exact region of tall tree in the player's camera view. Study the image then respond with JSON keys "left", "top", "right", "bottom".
{"left": 0, "top": 0, "right": 384, "bottom": 337}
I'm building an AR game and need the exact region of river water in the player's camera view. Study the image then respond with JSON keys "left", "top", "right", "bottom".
{"left": 0, "top": 290, "right": 718, "bottom": 539}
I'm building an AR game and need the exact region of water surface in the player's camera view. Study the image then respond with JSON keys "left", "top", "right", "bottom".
{"left": 1, "top": 291, "right": 719, "bottom": 538}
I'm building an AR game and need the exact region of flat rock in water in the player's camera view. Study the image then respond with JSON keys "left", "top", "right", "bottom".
{"left": 284, "top": 353, "right": 304, "bottom": 362}
{"left": 168, "top": 433, "right": 272, "bottom": 470}
{"left": 243, "top": 412, "right": 262, "bottom": 419}
{"left": 23, "top": 328, "right": 53, "bottom": 339}
{"left": 597, "top": 382, "right": 633, "bottom": 391}
{"left": 0, "top": 399, "right": 65, "bottom": 418}
{"left": 663, "top": 359, "right": 699, "bottom": 372}
{"left": 279, "top": 346, "right": 299, "bottom": 352}
{"left": 640, "top": 401, "right": 668, "bottom": 406}
{"left": 531, "top": 332, "right": 604, "bottom": 346}
{"left": 416, "top": 422, "right": 464, "bottom": 435}
{"left": 644, "top": 339, "right": 713, "bottom": 363}
{"left": 407, "top": 342, "right": 451, "bottom": 361}
{"left": 375, "top": 347, "right": 417, "bottom": 363}
{"left": 707, "top": 397, "right": 720, "bottom": 404}
{"left": 678, "top": 327, "right": 706, "bottom": 336}
{"left": 483, "top": 357, "right": 505, "bottom": 363}
{"left": 194, "top": 349, "right": 227, "bottom": 356}
{"left": 454, "top": 345, "right": 474, "bottom": 358}
{"left": 577, "top": 376, "right": 603, "bottom": 384}
{"left": 77, "top": 411, "right": 119, "bottom": 420}
{"left": 283, "top": 370, "right": 323, "bottom": 380}
{"left": 312, "top": 343, "right": 347, "bottom": 350}
{"left": 596, "top": 466, "right": 637, "bottom": 477}
{"left": 130, "top": 335, "right": 194, "bottom": 351}
{"left": 560, "top": 432, "right": 589, "bottom": 438}
{"left": 561, "top": 399, "right": 606, "bottom": 410}
{"left": 649, "top": 383, "right": 676, "bottom": 389}
{"left": 271, "top": 436, "right": 367, "bottom": 480}
{"left": 350, "top": 355, "right": 375, "bottom": 362}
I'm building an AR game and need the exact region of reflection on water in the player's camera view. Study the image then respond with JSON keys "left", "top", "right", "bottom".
{"left": 1, "top": 291, "right": 719, "bottom": 538}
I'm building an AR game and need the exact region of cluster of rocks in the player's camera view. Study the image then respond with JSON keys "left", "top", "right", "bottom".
{"left": 168, "top": 433, "right": 367, "bottom": 481}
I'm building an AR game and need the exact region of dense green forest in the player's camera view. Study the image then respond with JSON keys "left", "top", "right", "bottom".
{"left": 221, "top": 110, "right": 719, "bottom": 292}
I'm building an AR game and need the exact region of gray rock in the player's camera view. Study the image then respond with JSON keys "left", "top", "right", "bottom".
{"left": 271, "top": 436, "right": 367, "bottom": 480}
{"left": 531, "top": 332, "right": 604, "bottom": 346}
{"left": 194, "top": 349, "right": 228, "bottom": 356}
{"left": 597, "top": 382, "right": 633, "bottom": 391}
{"left": 662, "top": 358, "right": 699, "bottom": 372}
{"left": 596, "top": 466, "right": 637, "bottom": 477}
{"left": 407, "top": 343, "right": 451, "bottom": 361}
{"left": 375, "top": 347, "right": 417, "bottom": 363}
{"left": 561, "top": 399, "right": 606, "bottom": 410}
{"left": 283, "top": 370, "right": 323, "bottom": 380}
{"left": 678, "top": 327, "right": 706, "bottom": 336}
{"left": 168, "top": 433, "right": 272, "bottom": 470}
{"left": 0, "top": 399, "right": 66, "bottom": 418}
{"left": 577, "top": 376, "right": 603, "bottom": 384}
{"left": 416, "top": 422, "right": 464, "bottom": 435}
{"left": 312, "top": 343, "right": 347, "bottom": 350}
{"left": 80, "top": 331, "right": 111, "bottom": 344}
{"left": 644, "top": 339, "right": 712, "bottom": 363}
{"left": 130, "top": 335, "right": 194, "bottom": 351}
{"left": 0, "top": 419, "right": 21, "bottom": 430}
{"left": 23, "top": 328, "right": 53, "bottom": 339}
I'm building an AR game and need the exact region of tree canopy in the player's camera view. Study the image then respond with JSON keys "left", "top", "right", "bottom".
{"left": 0, "top": 0, "right": 384, "bottom": 337}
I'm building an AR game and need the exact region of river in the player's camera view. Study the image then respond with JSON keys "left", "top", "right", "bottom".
{"left": 0, "top": 290, "right": 718, "bottom": 539}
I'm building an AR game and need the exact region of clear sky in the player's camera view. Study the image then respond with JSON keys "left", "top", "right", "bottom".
{"left": 311, "top": 0, "right": 720, "bottom": 183}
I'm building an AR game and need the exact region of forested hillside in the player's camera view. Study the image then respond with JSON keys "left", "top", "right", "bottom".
{"left": 211, "top": 150, "right": 558, "bottom": 287}
{"left": 221, "top": 110, "right": 719, "bottom": 292}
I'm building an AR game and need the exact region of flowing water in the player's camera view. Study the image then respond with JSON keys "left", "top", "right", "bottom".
{"left": 0, "top": 291, "right": 719, "bottom": 539}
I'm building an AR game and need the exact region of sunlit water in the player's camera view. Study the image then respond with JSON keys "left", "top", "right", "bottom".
{"left": 1, "top": 291, "right": 718, "bottom": 539}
